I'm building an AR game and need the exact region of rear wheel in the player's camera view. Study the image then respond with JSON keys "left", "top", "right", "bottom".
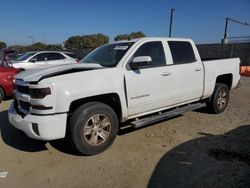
{"left": 68, "top": 102, "right": 118, "bottom": 155}
{"left": 0, "top": 88, "right": 4, "bottom": 102}
{"left": 207, "top": 83, "right": 229, "bottom": 114}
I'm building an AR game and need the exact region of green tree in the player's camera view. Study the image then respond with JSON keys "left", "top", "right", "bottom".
{"left": 46, "top": 44, "right": 63, "bottom": 51}
{"left": 8, "top": 45, "right": 28, "bottom": 53}
{"left": 114, "top": 34, "right": 129, "bottom": 41}
{"left": 64, "top": 33, "right": 109, "bottom": 50}
{"left": 27, "top": 42, "right": 46, "bottom": 51}
{"left": 114, "top": 31, "right": 146, "bottom": 41}
{"left": 9, "top": 43, "right": 64, "bottom": 53}
{"left": 0, "top": 41, "right": 7, "bottom": 49}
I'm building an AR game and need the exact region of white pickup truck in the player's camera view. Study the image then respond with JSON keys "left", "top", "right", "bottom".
{"left": 8, "top": 37, "right": 240, "bottom": 155}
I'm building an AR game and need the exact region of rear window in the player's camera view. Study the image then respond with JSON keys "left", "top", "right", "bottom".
{"left": 47, "top": 53, "right": 65, "bottom": 60}
{"left": 168, "top": 41, "right": 196, "bottom": 64}
{"left": 64, "top": 53, "right": 76, "bottom": 58}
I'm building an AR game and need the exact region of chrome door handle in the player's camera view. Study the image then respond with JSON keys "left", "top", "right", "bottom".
{"left": 194, "top": 68, "right": 202, "bottom": 71}
{"left": 161, "top": 72, "right": 172, "bottom": 76}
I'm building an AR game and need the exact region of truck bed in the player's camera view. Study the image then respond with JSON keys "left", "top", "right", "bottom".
{"left": 201, "top": 57, "right": 236, "bottom": 61}
{"left": 202, "top": 57, "right": 241, "bottom": 98}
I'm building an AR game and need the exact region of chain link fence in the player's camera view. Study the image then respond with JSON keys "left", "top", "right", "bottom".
{"left": 197, "top": 43, "right": 250, "bottom": 66}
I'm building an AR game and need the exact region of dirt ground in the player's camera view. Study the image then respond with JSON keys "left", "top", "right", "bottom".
{"left": 0, "top": 77, "right": 249, "bottom": 188}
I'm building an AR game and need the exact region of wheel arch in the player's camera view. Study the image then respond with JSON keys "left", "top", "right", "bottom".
{"left": 215, "top": 74, "right": 233, "bottom": 90}
{"left": 68, "top": 93, "right": 122, "bottom": 122}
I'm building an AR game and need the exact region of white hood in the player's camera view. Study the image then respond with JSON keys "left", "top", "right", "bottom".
{"left": 14, "top": 63, "right": 103, "bottom": 82}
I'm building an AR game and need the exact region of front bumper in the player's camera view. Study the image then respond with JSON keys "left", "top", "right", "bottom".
{"left": 8, "top": 102, "right": 67, "bottom": 140}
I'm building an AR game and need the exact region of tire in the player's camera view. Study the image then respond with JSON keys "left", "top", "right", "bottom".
{"left": 68, "top": 102, "right": 118, "bottom": 156}
{"left": 0, "top": 87, "right": 4, "bottom": 103}
{"left": 207, "top": 83, "right": 230, "bottom": 114}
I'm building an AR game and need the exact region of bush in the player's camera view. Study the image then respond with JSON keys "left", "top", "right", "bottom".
{"left": 0, "top": 41, "right": 7, "bottom": 49}
{"left": 64, "top": 33, "right": 109, "bottom": 50}
{"left": 114, "top": 31, "right": 145, "bottom": 41}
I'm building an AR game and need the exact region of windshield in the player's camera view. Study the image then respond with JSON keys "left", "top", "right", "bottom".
{"left": 16, "top": 52, "right": 36, "bottom": 61}
{"left": 80, "top": 42, "right": 134, "bottom": 67}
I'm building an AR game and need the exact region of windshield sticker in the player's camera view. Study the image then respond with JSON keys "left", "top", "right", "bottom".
{"left": 114, "top": 46, "right": 129, "bottom": 50}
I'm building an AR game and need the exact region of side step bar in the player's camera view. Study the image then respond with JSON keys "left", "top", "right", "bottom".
{"left": 130, "top": 102, "right": 206, "bottom": 128}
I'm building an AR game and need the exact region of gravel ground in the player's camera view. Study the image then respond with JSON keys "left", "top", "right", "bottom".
{"left": 0, "top": 77, "right": 249, "bottom": 188}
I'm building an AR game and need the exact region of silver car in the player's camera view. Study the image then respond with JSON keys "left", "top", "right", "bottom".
{"left": 12, "top": 51, "right": 78, "bottom": 70}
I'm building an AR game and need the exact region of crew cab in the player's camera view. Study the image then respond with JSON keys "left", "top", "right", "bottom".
{"left": 8, "top": 38, "right": 241, "bottom": 155}
{"left": 11, "top": 51, "right": 78, "bottom": 70}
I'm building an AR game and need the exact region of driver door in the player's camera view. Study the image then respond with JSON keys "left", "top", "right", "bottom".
{"left": 124, "top": 41, "right": 173, "bottom": 116}
{"left": 28, "top": 53, "right": 48, "bottom": 68}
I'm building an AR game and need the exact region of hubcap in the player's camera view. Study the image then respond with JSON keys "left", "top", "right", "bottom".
{"left": 83, "top": 114, "right": 111, "bottom": 146}
{"left": 217, "top": 90, "right": 227, "bottom": 109}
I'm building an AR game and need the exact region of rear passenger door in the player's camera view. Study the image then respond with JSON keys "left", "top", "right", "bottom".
{"left": 168, "top": 41, "right": 204, "bottom": 104}
{"left": 46, "top": 53, "right": 67, "bottom": 65}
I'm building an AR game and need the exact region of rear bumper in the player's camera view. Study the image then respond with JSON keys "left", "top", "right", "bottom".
{"left": 8, "top": 102, "right": 67, "bottom": 140}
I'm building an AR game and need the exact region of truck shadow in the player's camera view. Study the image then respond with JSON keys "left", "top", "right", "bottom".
{"left": 0, "top": 110, "right": 47, "bottom": 152}
{"left": 118, "top": 115, "right": 183, "bottom": 135}
{"left": 148, "top": 124, "right": 250, "bottom": 188}
{"left": 0, "top": 110, "right": 86, "bottom": 155}
{"left": 49, "top": 139, "right": 83, "bottom": 156}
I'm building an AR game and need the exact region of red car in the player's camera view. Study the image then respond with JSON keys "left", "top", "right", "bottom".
{"left": 0, "top": 64, "right": 20, "bottom": 102}
{"left": 0, "top": 49, "right": 21, "bottom": 102}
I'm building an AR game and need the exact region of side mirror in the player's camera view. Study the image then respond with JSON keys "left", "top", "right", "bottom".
{"left": 29, "top": 58, "right": 37, "bottom": 63}
{"left": 129, "top": 56, "right": 152, "bottom": 69}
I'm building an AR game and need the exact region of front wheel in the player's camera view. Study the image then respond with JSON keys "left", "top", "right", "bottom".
{"left": 207, "top": 83, "right": 230, "bottom": 114}
{"left": 68, "top": 102, "right": 118, "bottom": 155}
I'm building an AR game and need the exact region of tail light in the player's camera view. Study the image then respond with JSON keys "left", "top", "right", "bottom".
{"left": 16, "top": 68, "right": 23, "bottom": 73}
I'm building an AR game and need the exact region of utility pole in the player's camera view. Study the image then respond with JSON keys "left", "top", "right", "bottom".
{"left": 223, "top": 18, "right": 229, "bottom": 40}
{"left": 169, "top": 8, "right": 175, "bottom": 37}
{"left": 222, "top": 18, "right": 229, "bottom": 44}
{"left": 222, "top": 17, "right": 250, "bottom": 43}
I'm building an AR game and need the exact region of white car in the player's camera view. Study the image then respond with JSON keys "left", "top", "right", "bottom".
{"left": 11, "top": 51, "right": 78, "bottom": 70}
{"left": 9, "top": 37, "right": 240, "bottom": 155}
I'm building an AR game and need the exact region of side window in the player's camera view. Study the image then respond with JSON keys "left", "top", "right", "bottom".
{"left": 47, "top": 53, "right": 65, "bottom": 61}
{"left": 133, "top": 41, "right": 166, "bottom": 68}
{"left": 168, "top": 41, "right": 196, "bottom": 64}
{"left": 34, "top": 53, "right": 48, "bottom": 61}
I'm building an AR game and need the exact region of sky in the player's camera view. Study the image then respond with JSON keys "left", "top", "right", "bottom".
{"left": 0, "top": 0, "right": 249, "bottom": 46}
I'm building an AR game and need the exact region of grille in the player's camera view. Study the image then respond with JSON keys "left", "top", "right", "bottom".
{"left": 19, "top": 100, "right": 30, "bottom": 112}
{"left": 16, "top": 85, "right": 29, "bottom": 94}
{"left": 14, "top": 98, "right": 26, "bottom": 118}
{"left": 14, "top": 98, "right": 18, "bottom": 109}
